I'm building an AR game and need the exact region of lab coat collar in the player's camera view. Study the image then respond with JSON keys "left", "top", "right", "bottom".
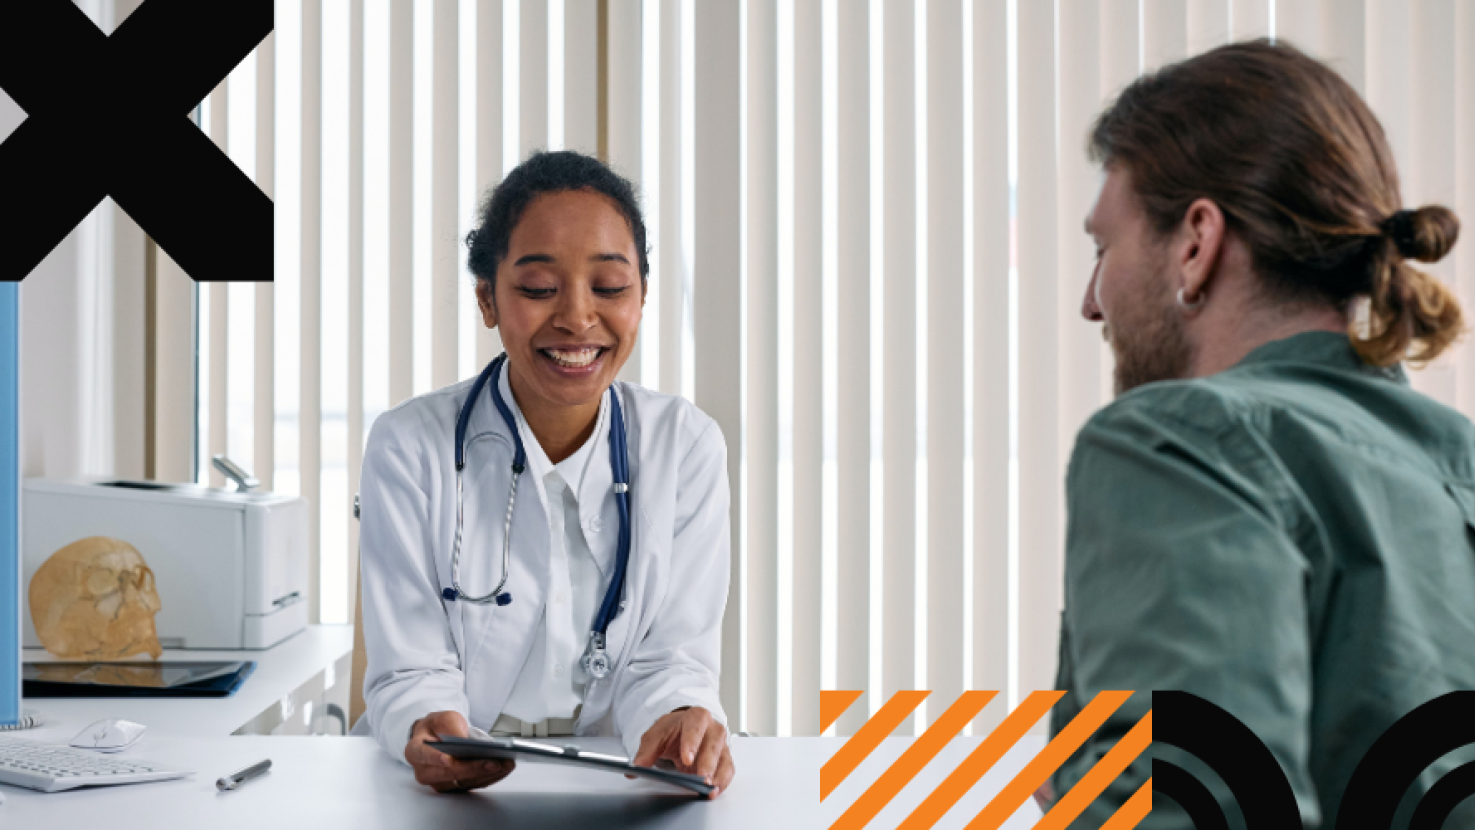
{"left": 459, "top": 361, "right": 512, "bottom": 455}
{"left": 495, "top": 363, "right": 547, "bottom": 480}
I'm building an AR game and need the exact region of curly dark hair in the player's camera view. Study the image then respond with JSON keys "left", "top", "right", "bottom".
{"left": 465, "top": 150, "right": 650, "bottom": 293}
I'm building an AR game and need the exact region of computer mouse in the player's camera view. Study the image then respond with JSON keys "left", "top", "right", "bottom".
{"left": 71, "top": 719, "right": 147, "bottom": 753}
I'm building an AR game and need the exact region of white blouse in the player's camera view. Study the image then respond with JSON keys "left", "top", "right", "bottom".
{"left": 498, "top": 367, "right": 613, "bottom": 723}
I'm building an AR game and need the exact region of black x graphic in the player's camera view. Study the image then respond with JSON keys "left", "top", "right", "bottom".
{"left": 0, "top": 1, "right": 272, "bottom": 282}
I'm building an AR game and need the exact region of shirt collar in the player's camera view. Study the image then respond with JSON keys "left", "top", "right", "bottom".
{"left": 553, "top": 390, "right": 609, "bottom": 496}
{"left": 495, "top": 363, "right": 613, "bottom": 496}
{"left": 1231, "top": 330, "right": 1408, "bottom": 385}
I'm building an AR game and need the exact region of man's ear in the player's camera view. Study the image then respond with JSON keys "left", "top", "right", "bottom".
{"left": 1177, "top": 198, "right": 1226, "bottom": 301}
{"left": 476, "top": 279, "right": 498, "bottom": 329}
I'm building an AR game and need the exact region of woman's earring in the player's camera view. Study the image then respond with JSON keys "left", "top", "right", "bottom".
{"left": 1176, "top": 287, "right": 1206, "bottom": 310}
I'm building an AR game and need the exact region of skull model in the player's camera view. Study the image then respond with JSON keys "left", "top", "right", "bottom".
{"left": 29, "top": 536, "right": 163, "bottom": 660}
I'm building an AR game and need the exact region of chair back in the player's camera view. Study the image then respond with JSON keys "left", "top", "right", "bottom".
{"left": 350, "top": 495, "right": 367, "bottom": 729}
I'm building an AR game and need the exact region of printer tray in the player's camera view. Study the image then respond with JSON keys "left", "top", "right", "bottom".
{"left": 428, "top": 736, "right": 715, "bottom": 797}
{"left": 22, "top": 661, "right": 257, "bottom": 698}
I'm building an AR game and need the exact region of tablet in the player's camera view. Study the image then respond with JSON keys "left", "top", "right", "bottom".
{"left": 427, "top": 736, "right": 716, "bottom": 798}
{"left": 22, "top": 661, "right": 257, "bottom": 697}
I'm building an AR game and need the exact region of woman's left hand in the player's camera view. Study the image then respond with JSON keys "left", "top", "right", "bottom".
{"left": 631, "top": 706, "right": 735, "bottom": 798}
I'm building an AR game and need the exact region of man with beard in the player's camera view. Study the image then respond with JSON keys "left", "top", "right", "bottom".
{"left": 1040, "top": 41, "right": 1475, "bottom": 829}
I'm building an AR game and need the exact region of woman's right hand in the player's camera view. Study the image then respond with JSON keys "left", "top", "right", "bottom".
{"left": 404, "top": 710, "right": 516, "bottom": 793}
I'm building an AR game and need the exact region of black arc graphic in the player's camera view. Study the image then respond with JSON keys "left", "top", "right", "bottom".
{"left": 0, "top": 0, "right": 273, "bottom": 282}
{"left": 1154, "top": 690, "right": 1302, "bottom": 828}
{"left": 1337, "top": 691, "right": 1475, "bottom": 830}
{"left": 1152, "top": 759, "right": 1231, "bottom": 830}
{"left": 1409, "top": 759, "right": 1475, "bottom": 830}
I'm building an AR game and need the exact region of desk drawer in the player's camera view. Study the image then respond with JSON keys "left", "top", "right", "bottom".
{"left": 233, "top": 651, "right": 352, "bottom": 736}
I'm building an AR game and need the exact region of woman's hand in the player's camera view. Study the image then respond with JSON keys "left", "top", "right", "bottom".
{"left": 630, "top": 706, "right": 735, "bottom": 798}
{"left": 404, "top": 710, "right": 515, "bottom": 793}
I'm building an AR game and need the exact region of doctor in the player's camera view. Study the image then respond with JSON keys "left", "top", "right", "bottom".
{"left": 359, "top": 150, "right": 735, "bottom": 796}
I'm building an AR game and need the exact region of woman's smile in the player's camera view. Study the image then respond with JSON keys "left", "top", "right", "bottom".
{"left": 539, "top": 344, "right": 609, "bottom": 373}
{"left": 475, "top": 187, "right": 646, "bottom": 459}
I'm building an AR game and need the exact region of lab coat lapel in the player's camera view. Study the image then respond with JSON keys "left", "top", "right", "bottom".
{"left": 577, "top": 390, "right": 617, "bottom": 579}
{"left": 598, "top": 506, "right": 648, "bottom": 671}
{"left": 595, "top": 385, "right": 644, "bottom": 669}
{"left": 457, "top": 376, "right": 553, "bottom": 714}
{"left": 577, "top": 394, "right": 649, "bottom": 729}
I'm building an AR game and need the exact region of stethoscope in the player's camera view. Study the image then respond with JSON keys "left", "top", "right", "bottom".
{"left": 441, "top": 353, "right": 632, "bottom": 680}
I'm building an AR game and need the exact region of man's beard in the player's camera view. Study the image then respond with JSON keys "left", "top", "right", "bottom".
{"left": 1107, "top": 273, "right": 1192, "bottom": 396}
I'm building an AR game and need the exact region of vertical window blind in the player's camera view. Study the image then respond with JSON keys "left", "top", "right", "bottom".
{"left": 171, "top": 0, "right": 1475, "bottom": 738}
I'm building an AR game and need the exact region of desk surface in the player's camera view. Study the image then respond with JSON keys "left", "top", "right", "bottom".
{"left": 0, "top": 734, "right": 1048, "bottom": 829}
{"left": 20, "top": 625, "right": 354, "bottom": 740}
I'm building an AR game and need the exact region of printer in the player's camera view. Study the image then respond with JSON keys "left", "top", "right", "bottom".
{"left": 22, "top": 478, "right": 309, "bottom": 650}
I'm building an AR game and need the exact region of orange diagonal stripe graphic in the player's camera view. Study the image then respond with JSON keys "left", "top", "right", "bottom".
{"left": 831, "top": 691, "right": 997, "bottom": 830}
{"left": 898, "top": 690, "right": 1064, "bottom": 829}
{"left": 1036, "top": 710, "right": 1153, "bottom": 830}
{"left": 822, "top": 690, "right": 865, "bottom": 733}
{"left": 1100, "top": 777, "right": 1153, "bottom": 830}
{"left": 821, "top": 690, "right": 929, "bottom": 800}
{"left": 965, "top": 689, "right": 1134, "bottom": 829}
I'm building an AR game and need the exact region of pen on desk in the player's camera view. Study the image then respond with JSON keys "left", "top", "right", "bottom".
{"left": 216, "top": 759, "right": 272, "bottom": 791}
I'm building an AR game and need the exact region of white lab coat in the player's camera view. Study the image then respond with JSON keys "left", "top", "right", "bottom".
{"left": 358, "top": 374, "right": 731, "bottom": 763}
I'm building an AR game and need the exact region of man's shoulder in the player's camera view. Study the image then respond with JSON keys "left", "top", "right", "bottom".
{"left": 1080, "top": 360, "right": 1475, "bottom": 490}
{"left": 1084, "top": 376, "right": 1252, "bottom": 442}
{"left": 1070, "top": 377, "right": 1284, "bottom": 503}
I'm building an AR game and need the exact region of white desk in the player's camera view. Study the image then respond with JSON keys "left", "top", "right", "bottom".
{"left": 0, "top": 735, "right": 1048, "bottom": 828}
{"left": 20, "top": 625, "right": 354, "bottom": 741}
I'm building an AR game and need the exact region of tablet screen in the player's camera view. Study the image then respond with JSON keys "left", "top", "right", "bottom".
{"left": 23, "top": 661, "right": 250, "bottom": 689}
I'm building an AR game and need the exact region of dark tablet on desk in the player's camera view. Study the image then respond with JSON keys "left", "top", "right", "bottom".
{"left": 22, "top": 660, "right": 256, "bottom": 697}
{"left": 427, "top": 736, "right": 716, "bottom": 798}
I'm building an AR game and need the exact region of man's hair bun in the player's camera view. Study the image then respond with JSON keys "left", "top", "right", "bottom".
{"left": 1382, "top": 205, "right": 1460, "bottom": 263}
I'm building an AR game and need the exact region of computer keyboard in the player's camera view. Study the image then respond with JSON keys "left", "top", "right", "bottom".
{"left": 0, "top": 734, "right": 191, "bottom": 793}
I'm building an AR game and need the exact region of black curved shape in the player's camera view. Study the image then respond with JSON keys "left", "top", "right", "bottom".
{"left": 1336, "top": 692, "right": 1475, "bottom": 830}
{"left": 1152, "top": 759, "right": 1231, "bottom": 830}
{"left": 1410, "top": 759, "right": 1475, "bottom": 830}
{"left": 1154, "top": 691, "right": 1302, "bottom": 828}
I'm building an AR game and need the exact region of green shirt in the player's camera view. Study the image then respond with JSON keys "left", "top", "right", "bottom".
{"left": 1050, "top": 331, "right": 1475, "bottom": 829}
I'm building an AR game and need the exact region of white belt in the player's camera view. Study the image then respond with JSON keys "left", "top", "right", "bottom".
{"left": 489, "top": 712, "right": 578, "bottom": 738}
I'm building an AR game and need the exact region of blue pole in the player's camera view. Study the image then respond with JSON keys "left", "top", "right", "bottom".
{"left": 0, "top": 282, "right": 17, "bottom": 725}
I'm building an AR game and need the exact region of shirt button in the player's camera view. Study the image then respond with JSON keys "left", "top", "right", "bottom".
{"left": 586, "top": 517, "right": 603, "bottom": 533}
{"left": 554, "top": 664, "right": 566, "bottom": 678}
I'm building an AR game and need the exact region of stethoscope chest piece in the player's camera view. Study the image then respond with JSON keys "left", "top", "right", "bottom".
{"left": 584, "top": 650, "right": 611, "bottom": 680}
{"left": 582, "top": 632, "right": 612, "bottom": 680}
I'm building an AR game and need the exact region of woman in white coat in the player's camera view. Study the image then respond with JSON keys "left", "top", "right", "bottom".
{"left": 358, "top": 151, "right": 735, "bottom": 795}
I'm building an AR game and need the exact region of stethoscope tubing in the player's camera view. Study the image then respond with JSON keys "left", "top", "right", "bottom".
{"left": 446, "top": 433, "right": 519, "bottom": 605}
{"left": 591, "top": 381, "right": 632, "bottom": 635}
{"left": 443, "top": 354, "right": 633, "bottom": 671}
